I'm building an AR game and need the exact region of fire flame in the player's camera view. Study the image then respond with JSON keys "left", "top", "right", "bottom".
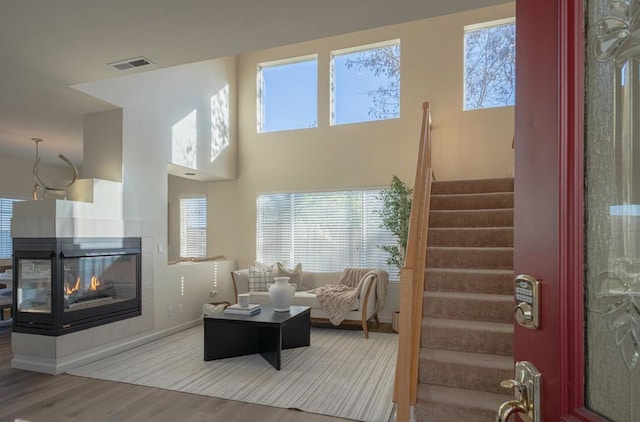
{"left": 65, "top": 277, "right": 80, "bottom": 295}
{"left": 90, "top": 276, "right": 100, "bottom": 291}
{"left": 64, "top": 276, "right": 100, "bottom": 295}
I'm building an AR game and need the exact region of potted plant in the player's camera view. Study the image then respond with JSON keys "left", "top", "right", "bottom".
{"left": 377, "top": 175, "right": 413, "bottom": 270}
{"left": 378, "top": 176, "right": 412, "bottom": 333}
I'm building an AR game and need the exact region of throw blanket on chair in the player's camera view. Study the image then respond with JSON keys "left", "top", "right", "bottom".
{"left": 310, "top": 268, "right": 388, "bottom": 325}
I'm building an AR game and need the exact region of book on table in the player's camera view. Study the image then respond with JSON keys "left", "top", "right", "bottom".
{"left": 224, "top": 303, "right": 261, "bottom": 315}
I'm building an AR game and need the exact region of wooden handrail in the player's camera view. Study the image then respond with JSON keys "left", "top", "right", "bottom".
{"left": 394, "top": 102, "right": 433, "bottom": 421}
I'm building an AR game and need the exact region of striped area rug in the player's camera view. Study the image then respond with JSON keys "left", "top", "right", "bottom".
{"left": 67, "top": 326, "right": 397, "bottom": 422}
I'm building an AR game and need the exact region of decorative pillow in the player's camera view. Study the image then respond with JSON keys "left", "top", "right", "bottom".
{"left": 254, "top": 261, "right": 274, "bottom": 271}
{"left": 276, "top": 262, "right": 304, "bottom": 291}
{"left": 248, "top": 265, "right": 274, "bottom": 292}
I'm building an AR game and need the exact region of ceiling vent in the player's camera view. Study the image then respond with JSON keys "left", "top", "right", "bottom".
{"left": 109, "top": 57, "right": 154, "bottom": 71}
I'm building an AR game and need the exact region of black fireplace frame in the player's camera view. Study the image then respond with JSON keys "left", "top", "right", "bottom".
{"left": 12, "top": 237, "right": 142, "bottom": 336}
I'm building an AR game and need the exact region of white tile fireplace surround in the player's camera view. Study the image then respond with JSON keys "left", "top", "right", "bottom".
{"left": 10, "top": 179, "right": 155, "bottom": 374}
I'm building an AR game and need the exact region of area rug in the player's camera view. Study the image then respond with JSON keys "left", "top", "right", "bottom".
{"left": 67, "top": 326, "right": 398, "bottom": 422}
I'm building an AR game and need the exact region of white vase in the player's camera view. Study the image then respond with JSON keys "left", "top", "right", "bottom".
{"left": 269, "top": 276, "right": 296, "bottom": 312}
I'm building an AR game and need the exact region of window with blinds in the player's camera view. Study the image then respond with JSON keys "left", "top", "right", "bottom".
{"left": 0, "top": 198, "right": 21, "bottom": 259}
{"left": 257, "top": 190, "right": 399, "bottom": 280}
{"left": 179, "top": 196, "right": 207, "bottom": 258}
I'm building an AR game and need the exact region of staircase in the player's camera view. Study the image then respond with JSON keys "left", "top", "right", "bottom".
{"left": 414, "top": 177, "right": 515, "bottom": 421}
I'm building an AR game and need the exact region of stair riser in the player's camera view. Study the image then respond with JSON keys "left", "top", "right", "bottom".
{"left": 431, "top": 193, "right": 514, "bottom": 210}
{"left": 419, "top": 359, "right": 513, "bottom": 394}
{"left": 424, "top": 296, "right": 514, "bottom": 323}
{"left": 428, "top": 228, "right": 513, "bottom": 247}
{"left": 416, "top": 385, "right": 512, "bottom": 422}
{"left": 422, "top": 324, "right": 513, "bottom": 356}
{"left": 427, "top": 248, "right": 513, "bottom": 270}
{"left": 430, "top": 210, "right": 513, "bottom": 228}
{"left": 426, "top": 273, "right": 513, "bottom": 295}
{"left": 415, "top": 401, "right": 506, "bottom": 422}
{"left": 431, "top": 178, "right": 514, "bottom": 195}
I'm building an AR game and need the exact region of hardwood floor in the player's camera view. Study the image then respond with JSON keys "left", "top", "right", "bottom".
{"left": 0, "top": 324, "right": 374, "bottom": 422}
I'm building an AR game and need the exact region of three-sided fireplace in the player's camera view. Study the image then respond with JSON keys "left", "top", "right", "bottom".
{"left": 12, "top": 237, "right": 141, "bottom": 336}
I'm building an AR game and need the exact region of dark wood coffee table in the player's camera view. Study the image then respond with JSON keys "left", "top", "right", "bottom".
{"left": 203, "top": 305, "right": 310, "bottom": 370}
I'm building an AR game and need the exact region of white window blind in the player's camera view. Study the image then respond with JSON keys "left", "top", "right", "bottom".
{"left": 0, "top": 198, "right": 20, "bottom": 259}
{"left": 257, "top": 190, "right": 399, "bottom": 280}
{"left": 179, "top": 196, "right": 207, "bottom": 258}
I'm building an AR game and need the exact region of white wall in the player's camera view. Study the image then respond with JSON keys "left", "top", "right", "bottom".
{"left": 204, "top": 3, "right": 514, "bottom": 322}
{"left": 207, "top": 3, "right": 515, "bottom": 269}
{"left": 74, "top": 56, "right": 238, "bottom": 333}
{"left": 83, "top": 109, "right": 123, "bottom": 182}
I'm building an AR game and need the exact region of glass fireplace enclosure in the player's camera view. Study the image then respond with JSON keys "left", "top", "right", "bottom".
{"left": 13, "top": 238, "right": 141, "bottom": 336}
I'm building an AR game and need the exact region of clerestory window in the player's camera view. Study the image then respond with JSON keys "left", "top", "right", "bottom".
{"left": 331, "top": 40, "right": 400, "bottom": 125}
{"left": 257, "top": 56, "right": 318, "bottom": 133}
{"left": 464, "top": 18, "right": 516, "bottom": 111}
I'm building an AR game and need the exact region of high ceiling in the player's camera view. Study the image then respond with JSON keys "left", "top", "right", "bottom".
{"left": 0, "top": 0, "right": 508, "bottom": 165}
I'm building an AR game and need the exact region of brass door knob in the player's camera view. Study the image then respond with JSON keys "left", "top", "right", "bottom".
{"left": 496, "top": 400, "right": 528, "bottom": 422}
{"left": 495, "top": 361, "right": 541, "bottom": 422}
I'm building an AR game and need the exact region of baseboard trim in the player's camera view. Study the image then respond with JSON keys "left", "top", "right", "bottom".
{"left": 378, "top": 316, "right": 391, "bottom": 324}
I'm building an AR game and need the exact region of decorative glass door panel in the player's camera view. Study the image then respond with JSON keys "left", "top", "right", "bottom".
{"left": 585, "top": 0, "right": 640, "bottom": 419}
{"left": 62, "top": 255, "right": 137, "bottom": 313}
{"left": 16, "top": 258, "right": 52, "bottom": 314}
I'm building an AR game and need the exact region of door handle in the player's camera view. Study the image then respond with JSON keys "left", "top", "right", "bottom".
{"left": 496, "top": 361, "right": 541, "bottom": 422}
{"left": 497, "top": 400, "right": 528, "bottom": 422}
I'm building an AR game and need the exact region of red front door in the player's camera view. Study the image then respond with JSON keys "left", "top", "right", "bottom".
{"left": 513, "top": 0, "right": 633, "bottom": 420}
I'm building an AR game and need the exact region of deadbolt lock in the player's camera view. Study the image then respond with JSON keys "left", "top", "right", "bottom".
{"left": 515, "top": 302, "right": 534, "bottom": 325}
{"left": 514, "top": 274, "right": 540, "bottom": 329}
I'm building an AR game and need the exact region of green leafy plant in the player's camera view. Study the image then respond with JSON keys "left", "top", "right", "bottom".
{"left": 377, "top": 176, "right": 413, "bottom": 269}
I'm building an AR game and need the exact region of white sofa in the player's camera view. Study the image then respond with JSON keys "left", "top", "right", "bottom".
{"left": 231, "top": 269, "right": 380, "bottom": 338}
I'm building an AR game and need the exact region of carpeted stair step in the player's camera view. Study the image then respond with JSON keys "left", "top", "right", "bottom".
{"left": 414, "top": 176, "right": 515, "bottom": 421}
{"left": 423, "top": 291, "right": 514, "bottom": 323}
{"left": 419, "top": 348, "right": 513, "bottom": 394}
{"left": 416, "top": 384, "right": 511, "bottom": 422}
{"left": 422, "top": 317, "right": 513, "bottom": 356}
{"left": 425, "top": 268, "right": 514, "bottom": 295}
{"left": 428, "top": 227, "right": 513, "bottom": 247}
{"left": 430, "top": 209, "right": 513, "bottom": 228}
{"left": 427, "top": 247, "right": 513, "bottom": 270}
{"left": 431, "top": 178, "right": 514, "bottom": 195}
{"left": 431, "top": 192, "right": 514, "bottom": 210}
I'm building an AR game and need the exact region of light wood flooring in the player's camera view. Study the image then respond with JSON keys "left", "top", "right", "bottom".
{"left": 0, "top": 323, "right": 394, "bottom": 422}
